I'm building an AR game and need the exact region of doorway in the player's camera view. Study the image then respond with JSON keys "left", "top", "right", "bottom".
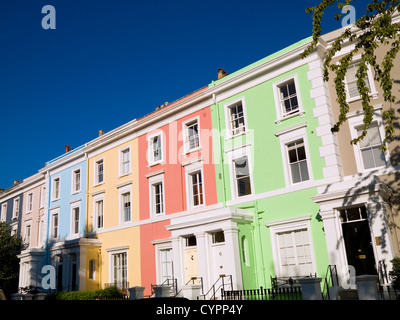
{"left": 184, "top": 236, "right": 198, "bottom": 283}
{"left": 210, "top": 231, "right": 226, "bottom": 282}
{"left": 340, "top": 206, "right": 377, "bottom": 276}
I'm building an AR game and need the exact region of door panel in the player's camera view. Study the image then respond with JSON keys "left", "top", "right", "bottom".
{"left": 342, "top": 220, "right": 377, "bottom": 276}
{"left": 184, "top": 248, "right": 198, "bottom": 283}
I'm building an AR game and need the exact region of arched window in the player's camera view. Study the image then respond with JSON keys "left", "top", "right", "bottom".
{"left": 89, "top": 259, "right": 96, "bottom": 280}
{"left": 241, "top": 236, "right": 248, "bottom": 266}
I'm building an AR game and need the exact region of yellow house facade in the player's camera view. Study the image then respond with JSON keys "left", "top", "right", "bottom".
{"left": 84, "top": 127, "right": 141, "bottom": 292}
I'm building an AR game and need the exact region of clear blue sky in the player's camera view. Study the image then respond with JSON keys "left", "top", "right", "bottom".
{"left": 0, "top": 0, "right": 365, "bottom": 189}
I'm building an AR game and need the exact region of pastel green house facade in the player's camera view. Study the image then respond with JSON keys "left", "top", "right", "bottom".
{"left": 209, "top": 37, "right": 339, "bottom": 290}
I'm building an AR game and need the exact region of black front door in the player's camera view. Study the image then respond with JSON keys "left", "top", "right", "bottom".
{"left": 342, "top": 219, "right": 377, "bottom": 276}
{"left": 340, "top": 206, "right": 377, "bottom": 276}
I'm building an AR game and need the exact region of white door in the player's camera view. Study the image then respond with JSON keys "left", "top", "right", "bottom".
{"left": 184, "top": 247, "right": 198, "bottom": 283}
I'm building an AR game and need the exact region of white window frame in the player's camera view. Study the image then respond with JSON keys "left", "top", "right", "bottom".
{"left": 118, "top": 184, "right": 132, "bottom": 224}
{"left": 108, "top": 249, "right": 128, "bottom": 286}
{"left": 266, "top": 215, "right": 316, "bottom": 278}
{"left": 26, "top": 193, "right": 33, "bottom": 213}
{"left": 226, "top": 145, "right": 254, "bottom": 201}
{"left": 344, "top": 56, "right": 378, "bottom": 103}
{"left": 40, "top": 186, "right": 46, "bottom": 208}
{"left": 182, "top": 116, "right": 201, "bottom": 154}
{"left": 273, "top": 74, "right": 304, "bottom": 124}
{"left": 13, "top": 198, "right": 20, "bottom": 219}
{"left": 147, "top": 131, "right": 164, "bottom": 167}
{"left": 185, "top": 161, "right": 205, "bottom": 209}
{"left": 93, "top": 193, "right": 105, "bottom": 231}
{"left": 224, "top": 97, "right": 249, "bottom": 139}
{"left": 50, "top": 210, "right": 59, "bottom": 239}
{"left": 0, "top": 203, "right": 7, "bottom": 222}
{"left": 70, "top": 201, "right": 81, "bottom": 237}
{"left": 347, "top": 107, "right": 390, "bottom": 173}
{"left": 11, "top": 224, "right": 18, "bottom": 237}
{"left": 119, "top": 146, "right": 131, "bottom": 177}
{"left": 276, "top": 124, "right": 313, "bottom": 187}
{"left": 155, "top": 243, "right": 173, "bottom": 285}
{"left": 24, "top": 221, "right": 32, "bottom": 247}
{"left": 94, "top": 158, "right": 104, "bottom": 186}
{"left": 51, "top": 177, "right": 60, "bottom": 201}
{"left": 148, "top": 172, "right": 165, "bottom": 217}
{"left": 38, "top": 215, "right": 45, "bottom": 246}
{"left": 71, "top": 168, "right": 81, "bottom": 194}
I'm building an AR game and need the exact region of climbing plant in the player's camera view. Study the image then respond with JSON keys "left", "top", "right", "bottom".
{"left": 301, "top": 0, "right": 400, "bottom": 151}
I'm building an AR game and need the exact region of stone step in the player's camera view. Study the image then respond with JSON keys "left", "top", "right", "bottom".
{"left": 338, "top": 288, "right": 359, "bottom": 300}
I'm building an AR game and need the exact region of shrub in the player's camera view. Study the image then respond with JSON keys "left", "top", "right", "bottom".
{"left": 389, "top": 257, "right": 400, "bottom": 289}
{"left": 44, "top": 286, "right": 124, "bottom": 300}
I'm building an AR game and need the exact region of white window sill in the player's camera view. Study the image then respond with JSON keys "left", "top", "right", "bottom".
{"left": 347, "top": 92, "right": 378, "bottom": 103}
{"left": 225, "top": 130, "right": 250, "bottom": 141}
{"left": 118, "top": 173, "right": 132, "bottom": 180}
{"left": 147, "top": 160, "right": 164, "bottom": 168}
{"left": 183, "top": 146, "right": 202, "bottom": 156}
{"left": 275, "top": 110, "right": 305, "bottom": 125}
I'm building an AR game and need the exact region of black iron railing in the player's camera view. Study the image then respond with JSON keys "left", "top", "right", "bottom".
{"left": 322, "top": 265, "right": 339, "bottom": 300}
{"left": 222, "top": 286, "right": 302, "bottom": 300}
{"left": 198, "top": 275, "right": 232, "bottom": 300}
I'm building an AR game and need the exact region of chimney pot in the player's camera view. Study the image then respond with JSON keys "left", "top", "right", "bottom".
{"left": 65, "top": 145, "right": 71, "bottom": 153}
{"left": 99, "top": 129, "right": 105, "bottom": 136}
{"left": 218, "top": 68, "right": 229, "bottom": 80}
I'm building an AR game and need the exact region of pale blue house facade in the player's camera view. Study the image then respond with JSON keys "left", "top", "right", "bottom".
{"left": 41, "top": 144, "right": 89, "bottom": 291}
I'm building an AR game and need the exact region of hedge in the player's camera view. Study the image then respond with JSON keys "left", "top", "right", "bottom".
{"left": 45, "top": 285, "right": 124, "bottom": 300}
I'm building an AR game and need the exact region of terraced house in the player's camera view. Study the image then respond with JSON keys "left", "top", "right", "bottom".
{"left": 313, "top": 21, "right": 400, "bottom": 284}
{"left": 39, "top": 144, "right": 92, "bottom": 292}
{"left": 1, "top": 20, "right": 400, "bottom": 300}
{"left": 209, "top": 36, "right": 337, "bottom": 291}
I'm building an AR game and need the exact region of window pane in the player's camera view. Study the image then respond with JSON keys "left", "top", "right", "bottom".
{"left": 280, "top": 85, "right": 289, "bottom": 98}
{"left": 288, "top": 147, "right": 298, "bottom": 163}
{"left": 346, "top": 207, "right": 360, "bottom": 221}
{"left": 299, "top": 161, "right": 310, "bottom": 181}
{"left": 367, "top": 124, "right": 382, "bottom": 146}
{"left": 372, "top": 146, "right": 386, "bottom": 167}
{"left": 235, "top": 157, "right": 249, "bottom": 177}
{"left": 297, "top": 145, "right": 306, "bottom": 161}
{"left": 347, "top": 82, "right": 359, "bottom": 98}
{"left": 361, "top": 148, "right": 375, "bottom": 169}
{"left": 346, "top": 65, "right": 356, "bottom": 81}
{"left": 237, "top": 176, "right": 252, "bottom": 197}
{"left": 290, "top": 97, "right": 298, "bottom": 110}
{"left": 290, "top": 163, "right": 301, "bottom": 184}
{"left": 288, "top": 81, "right": 296, "bottom": 96}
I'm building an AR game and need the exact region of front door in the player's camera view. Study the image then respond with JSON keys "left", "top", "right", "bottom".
{"left": 184, "top": 247, "right": 198, "bottom": 283}
{"left": 340, "top": 206, "right": 377, "bottom": 276}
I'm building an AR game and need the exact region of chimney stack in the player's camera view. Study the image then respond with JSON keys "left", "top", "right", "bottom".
{"left": 13, "top": 180, "right": 21, "bottom": 185}
{"left": 65, "top": 145, "right": 71, "bottom": 153}
{"left": 217, "top": 68, "right": 229, "bottom": 80}
{"left": 99, "top": 129, "right": 105, "bottom": 137}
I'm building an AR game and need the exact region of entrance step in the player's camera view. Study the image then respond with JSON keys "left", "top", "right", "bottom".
{"left": 338, "top": 288, "right": 359, "bottom": 300}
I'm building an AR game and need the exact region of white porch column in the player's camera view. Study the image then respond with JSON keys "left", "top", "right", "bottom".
{"left": 78, "top": 247, "right": 87, "bottom": 291}
{"left": 223, "top": 226, "right": 243, "bottom": 290}
{"left": 171, "top": 236, "right": 184, "bottom": 289}
{"left": 194, "top": 232, "right": 207, "bottom": 286}
{"left": 319, "top": 209, "right": 348, "bottom": 283}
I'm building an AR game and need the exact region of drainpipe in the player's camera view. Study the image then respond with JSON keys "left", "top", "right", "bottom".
{"left": 253, "top": 201, "right": 267, "bottom": 287}
{"left": 85, "top": 152, "right": 89, "bottom": 237}
{"left": 212, "top": 93, "right": 227, "bottom": 206}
